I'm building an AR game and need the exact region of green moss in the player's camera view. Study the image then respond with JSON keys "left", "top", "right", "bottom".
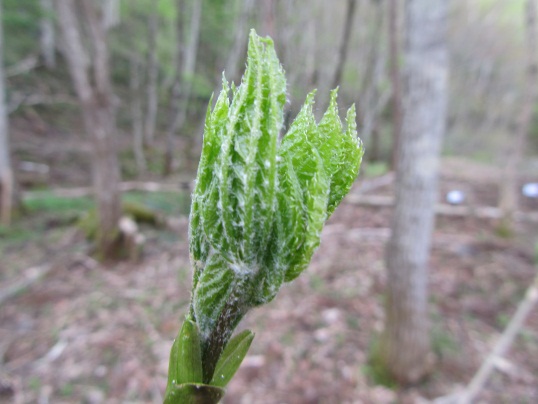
{"left": 123, "top": 200, "right": 163, "bottom": 226}
{"left": 124, "top": 191, "right": 191, "bottom": 216}
{"left": 363, "top": 161, "right": 389, "bottom": 178}
{"left": 24, "top": 194, "right": 94, "bottom": 213}
{"left": 28, "top": 376, "right": 41, "bottom": 392}
{"left": 364, "top": 335, "right": 398, "bottom": 389}
{"left": 431, "top": 325, "right": 458, "bottom": 359}
{"left": 77, "top": 209, "right": 98, "bottom": 240}
{"left": 495, "top": 219, "right": 514, "bottom": 239}
{"left": 0, "top": 224, "right": 40, "bottom": 246}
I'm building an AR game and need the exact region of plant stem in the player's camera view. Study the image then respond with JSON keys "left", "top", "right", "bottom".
{"left": 201, "top": 286, "right": 247, "bottom": 383}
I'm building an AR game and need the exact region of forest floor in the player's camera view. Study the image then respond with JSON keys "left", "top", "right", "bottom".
{"left": 1, "top": 118, "right": 538, "bottom": 403}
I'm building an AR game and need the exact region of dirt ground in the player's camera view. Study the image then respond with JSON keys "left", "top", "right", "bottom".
{"left": 1, "top": 156, "right": 537, "bottom": 404}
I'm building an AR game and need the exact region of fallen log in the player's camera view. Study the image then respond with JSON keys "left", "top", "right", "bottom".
{"left": 22, "top": 180, "right": 194, "bottom": 200}
{"left": 322, "top": 225, "right": 477, "bottom": 250}
{"left": 345, "top": 194, "right": 538, "bottom": 222}
{"left": 0, "top": 264, "right": 53, "bottom": 305}
{"left": 356, "top": 172, "right": 395, "bottom": 194}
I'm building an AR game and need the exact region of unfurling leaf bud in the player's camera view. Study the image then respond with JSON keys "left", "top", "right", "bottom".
{"left": 190, "top": 31, "right": 363, "bottom": 344}
{"left": 166, "top": 29, "right": 363, "bottom": 402}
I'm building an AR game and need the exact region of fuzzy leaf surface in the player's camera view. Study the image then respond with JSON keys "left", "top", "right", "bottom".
{"left": 189, "top": 30, "right": 286, "bottom": 341}
{"left": 192, "top": 254, "right": 236, "bottom": 340}
{"left": 183, "top": 32, "right": 363, "bottom": 396}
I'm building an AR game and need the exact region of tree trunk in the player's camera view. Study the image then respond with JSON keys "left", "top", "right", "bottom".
{"left": 194, "top": 0, "right": 255, "bottom": 158}
{"left": 388, "top": 0, "right": 402, "bottom": 169}
{"left": 225, "top": 0, "right": 255, "bottom": 83}
{"left": 303, "top": 6, "right": 317, "bottom": 88}
{"left": 0, "top": 0, "right": 14, "bottom": 226}
{"left": 380, "top": 0, "right": 448, "bottom": 385}
{"left": 144, "top": 5, "right": 159, "bottom": 146}
{"left": 499, "top": 0, "right": 537, "bottom": 228}
{"left": 56, "top": 0, "right": 121, "bottom": 260}
{"left": 39, "top": 0, "right": 56, "bottom": 69}
{"left": 261, "top": 0, "right": 276, "bottom": 37}
{"left": 164, "top": 0, "right": 202, "bottom": 176}
{"left": 130, "top": 53, "right": 146, "bottom": 174}
{"left": 332, "top": 0, "right": 357, "bottom": 89}
{"left": 103, "top": 0, "right": 121, "bottom": 30}
{"left": 164, "top": 0, "right": 184, "bottom": 176}
{"left": 176, "top": 0, "right": 202, "bottom": 131}
{"left": 359, "top": 0, "right": 389, "bottom": 160}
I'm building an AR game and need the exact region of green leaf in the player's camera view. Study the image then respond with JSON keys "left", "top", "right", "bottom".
{"left": 210, "top": 329, "right": 255, "bottom": 388}
{"left": 171, "top": 29, "right": 365, "bottom": 403}
{"left": 217, "top": 30, "right": 284, "bottom": 267}
{"left": 315, "top": 89, "right": 363, "bottom": 215}
{"left": 164, "top": 382, "right": 225, "bottom": 404}
{"left": 250, "top": 153, "right": 304, "bottom": 306}
{"left": 190, "top": 82, "right": 231, "bottom": 290}
{"left": 192, "top": 254, "right": 236, "bottom": 339}
{"left": 165, "top": 318, "right": 203, "bottom": 393}
{"left": 284, "top": 156, "right": 330, "bottom": 282}
{"left": 183, "top": 29, "right": 364, "bottom": 391}
{"left": 327, "top": 104, "right": 363, "bottom": 216}
{"left": 274, "top": 92, "right": 331, "bottom": 282}
{"left": 190, "top": 29, "right": 289, "bottom": 315}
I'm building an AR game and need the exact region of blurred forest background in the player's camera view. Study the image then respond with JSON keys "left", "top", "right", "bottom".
{"left": 0, "top": 0, "right": 537, "bottom": 403}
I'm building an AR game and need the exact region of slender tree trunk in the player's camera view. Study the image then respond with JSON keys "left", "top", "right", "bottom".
{"left": 389, "top": 0, "right": 402, "bottom": 169}
{"left": 369, "top": 127, "right": 381, "bottom": 162}
{"left": 103, "top": 0, "right": 120, "bottom": 30}
{"left": 81, "top": 0, "right": 122, "bottom": 258}
{"left": 0, "top": 0, "right": 14, "bottom": 226}
{"left": 332, "top": 0, "right": 357, "bottom": 89}
{"left": 130, "top": 53, "right": 146, "bottom": 174}
{"left": 164, "top": 0, "right": 202, "bottom": 176}
{"left": 261, "top": 0, "right": 276, "bottom": 37}
{"left": 163, "top": 0, "right": 184, "bottom": 176}
{"left": 144, "top": 5, "right": 159, "bottom": 146}
{"left": 380, "top": 0, "right": 448, "bottom": 385}
{"left": 499, "top": 0, "right": 537, "bottom": 228}
{"left": 225, "top": 0, "right": 255, "bottom": 83}
{"left": 360, "top": 0, "right": 389, "bottom": 159}
{"left": 176, "top": 0, "right": 202, "bottom": 131}
{"left": 303, "top": 7, "right": 317, "bottom": 88}
{"left": 56, "top": 0, "right": 122, "bottom": 259}
{"left": 163, "top": 79, "right": 181, "bottom": 176}
{"left": 39, "top": 0, "right": 56, "bottom": 69}
{"left": 359, "top": 0, "right": 385, "bottom": 103}
{"left": 193, "top": 0, "right": 254, "bottom": 157}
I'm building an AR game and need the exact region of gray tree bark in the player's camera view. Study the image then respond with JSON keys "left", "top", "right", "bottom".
{"left": 380, "top": 0, "right": 449, "bottom": 384}
{"left": 332, "top": 0, "right": 357, "bottom": 89}
{"left": 103, "top": 0, "right": 121, "bottom": 30}
{"left": 144, "top": 5, "right": 159, "bottom": 146}
{"left": 0, "top": 0, "right": 14, "bottom": 226}
{"left": 225, "top": 0, "right": 255, "bottom": 83}
{"left": 164, "top": 0, "right": 202, "bottom": 176}
{"left": 261, "top": 0, "right": 276, "bottom": 37}
{"left": 56, "top": 0, "right": 122, "bottom": 259}
{"left": 389, "top": 0, "right": 402, "bottom": 169}
{"left": 130, "top": 53, "right": 146, "bottom": 174}
{"left": 499, "top": 0, "right": 537, "bottom": 228}
{"left": 39, "top": 0, "right": 56, "bottom": 69}
{"left": 301, "top": 4, "right": 317, "bottom": 89}
{"left": 175, "top": 0, "right": 201, "bottom": 131}
{"left": 164, "top": 0, "right": 185, "bottom": 176}
{"left": 359, "top": 0, "right": 388, "bottom": 160}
